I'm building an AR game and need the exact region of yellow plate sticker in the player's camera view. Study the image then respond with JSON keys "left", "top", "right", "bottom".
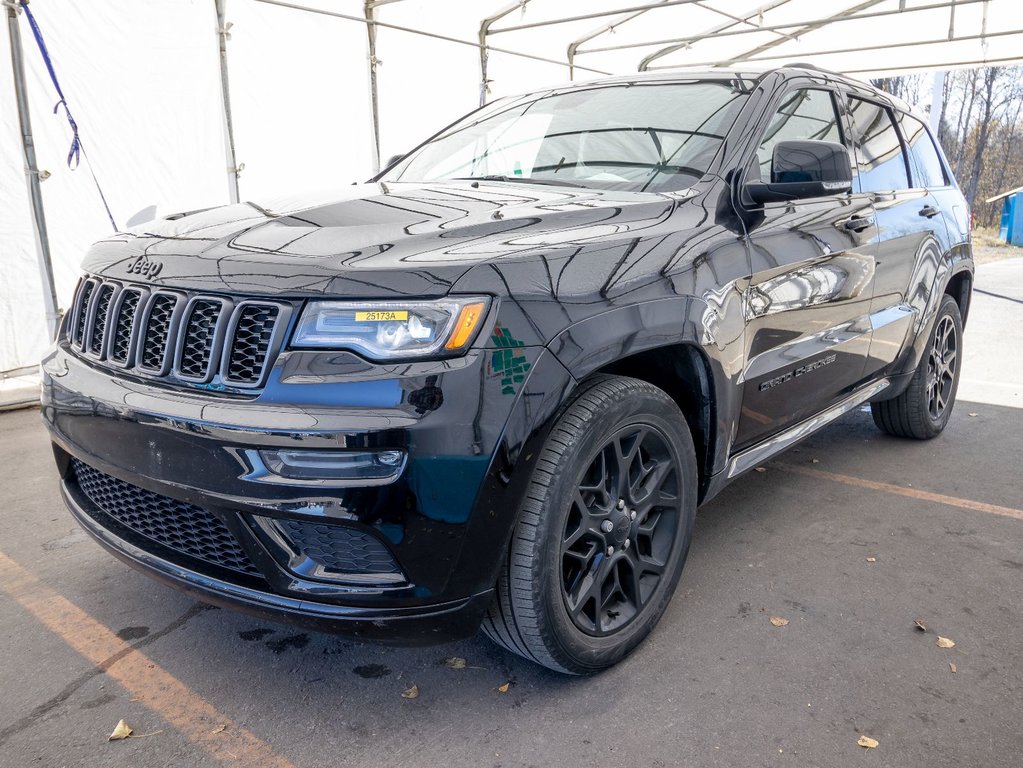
{"left": 355, "top": 310, "right": 408, "bottom": 322}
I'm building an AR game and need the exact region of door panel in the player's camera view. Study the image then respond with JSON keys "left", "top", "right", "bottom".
{"left": 844, "top": 98, "right": 950, "bottom": 373}
{"left": 735, "top": 85, "right": 877, "bottom": 450}
{"left": 738, "top": 198, "right": 876, "bottom": 449}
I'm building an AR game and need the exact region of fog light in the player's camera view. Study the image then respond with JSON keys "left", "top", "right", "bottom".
{"left": 241, "top": 449, "right": 406, "bottom": 487}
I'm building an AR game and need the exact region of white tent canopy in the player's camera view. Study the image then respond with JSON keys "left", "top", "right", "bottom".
{"left": 3, "top": 0, "right": 1022, "bottom": 378}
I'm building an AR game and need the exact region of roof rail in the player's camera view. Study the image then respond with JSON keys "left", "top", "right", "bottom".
{"left": 783, "top": 61, "right": 843, "bottom": 76}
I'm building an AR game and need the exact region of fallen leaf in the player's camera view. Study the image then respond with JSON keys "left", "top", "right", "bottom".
{"left": 866, "top": 556, "right": 877, "bottom": 563}
{"left": 497, "top": 682, "right": 511, "bottom": 693}
{"left": 857, "top": 735, "right": 879, "bottom": 749}
{"left": 211, "top": 725, "right": 227, "bottom": 734}
{"left": 811, "top": 458, "right": 820, "bottom": 464}
{"left": 108, "top": 719, "right": 133, "bottom": 741}
{"left": 937, "top": 636, "right": 956, "bottom": 649}
{"left": 949, "top": 662, "right": 957, "bottom": 674}
{"left": 754, "top": 467, "right": 766, "bottom": 473}
{"left": 914, "top": 619, "right": 927, "bottom": 632}
{"left": 128, "top": 695, "right": 144, "bottom": 702}
{"left": 400, "top": 684, "right": 419, "bottom": 699}
{"left": 444, "top": 657, "right": 467, "bottom": 669}
{"left": 968, "top": 412, "right": 978, "bottom": 417}
{"left": 769, "top": 616, "right": 789, "bottom": 627}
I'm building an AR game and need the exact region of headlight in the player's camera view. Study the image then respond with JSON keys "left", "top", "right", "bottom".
{"left": 291, "top": 297, "right": 490, "bottom": 359}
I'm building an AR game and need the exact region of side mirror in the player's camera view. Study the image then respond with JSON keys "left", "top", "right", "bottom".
{"left": 746, "top": 140, "right": 853, "bottom": 204}
{"left": 383, "top": 153, "right": 405, "bottom": 170}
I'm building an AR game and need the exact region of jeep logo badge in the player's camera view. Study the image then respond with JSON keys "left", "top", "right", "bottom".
{"left": 125, "top": 255, "right": 163, "bottom": 279}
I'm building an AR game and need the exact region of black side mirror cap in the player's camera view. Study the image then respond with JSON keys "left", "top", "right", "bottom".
{"left": 383, "top": 153, "right": 405, "bottom": 170}
{"left": 745, "top": 139, "right": 853, "bottom": 204}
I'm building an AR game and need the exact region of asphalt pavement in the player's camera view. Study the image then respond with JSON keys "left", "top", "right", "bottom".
{"left": 1, "top": 259, "right": 1021, "bottom": 768}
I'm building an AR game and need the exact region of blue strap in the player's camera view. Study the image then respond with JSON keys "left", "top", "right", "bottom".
{"left": 19, "top": 1, "right": 118, "bottom": 230}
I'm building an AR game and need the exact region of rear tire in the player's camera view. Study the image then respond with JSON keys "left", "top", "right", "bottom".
{"left": 481, "top": 375, "right": 698, "bottom": 674}
{"left": 871, "top": 294, "right": 963, "bottom": 439}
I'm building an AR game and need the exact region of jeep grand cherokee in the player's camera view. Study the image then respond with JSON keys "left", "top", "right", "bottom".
{"left": 42, "top": 65, "right": 973, "bottom": 673}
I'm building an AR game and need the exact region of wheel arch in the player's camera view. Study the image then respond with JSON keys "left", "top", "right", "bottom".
{"left": 594, "top": 345, "right": 716, "bottom": 500}
{"left": 546, "top": 297, "right": 735, "bottom": 501}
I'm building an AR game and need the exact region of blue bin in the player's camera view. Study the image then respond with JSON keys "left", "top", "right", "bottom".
{"left": 998, "top": 191, "right": 1023, "bottom": 246}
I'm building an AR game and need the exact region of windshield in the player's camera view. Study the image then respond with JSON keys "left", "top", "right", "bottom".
{"left": 384, "top": 81, "right": 749, "bottom": 193}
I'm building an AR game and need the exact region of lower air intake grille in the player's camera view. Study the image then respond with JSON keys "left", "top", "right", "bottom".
{"left": 70, "top": 459, "right": 261, "bottom": 577}
{"left": 276, "top": 519, "right": 401, "bottom": 576}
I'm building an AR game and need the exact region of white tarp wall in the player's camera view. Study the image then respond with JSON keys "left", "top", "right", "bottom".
{"left": 2, "top": 0, "right": 230, "bottom": 373}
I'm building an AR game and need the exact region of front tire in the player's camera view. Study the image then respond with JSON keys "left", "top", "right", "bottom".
{"left": 481, "top": 375, "right": 698, "bottom": 674}
{"left": 871, "top": 294, "right": 963, "bottom": 439}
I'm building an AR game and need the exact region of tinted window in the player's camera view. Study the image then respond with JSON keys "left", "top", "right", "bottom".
{"left": 899, "top": 113, "right": 947, "bottom": 188}
{"left": 755, "top": 89, "right": 842, "bottom": 181}
{"left": 388, "top": 82, "right": 749, "bottom": 193}
{"left": 845, "top": 97, "right": 910, "bottom": 192}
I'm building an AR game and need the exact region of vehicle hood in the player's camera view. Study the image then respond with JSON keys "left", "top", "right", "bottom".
{"left": 83, "top": 181, "right": 680, "bottom": 298}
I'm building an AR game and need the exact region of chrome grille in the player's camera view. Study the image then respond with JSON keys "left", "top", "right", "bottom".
{"left": 177, "top": 298, "right": 227, "bottom": 381}
{"left": 67, "top": 278, "right": 288, "bottom": 389}
{"left": 109, "top": 289, "right": 143, "bottom": 365}
{"left": 138, "top": 293, "right": 179, "bottom": 373}
{"left": 87, "top": 283, "right": 116, "bottom": 356}
{"left": 72, "top": 279, "right": 96, "bottom": 347}
{"left": 225, "top": 303, "right": 280, "bottom": 385}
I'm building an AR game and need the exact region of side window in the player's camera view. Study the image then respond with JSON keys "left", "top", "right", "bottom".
{"left": 899, "top": 113, "right": 948, "bottom": 188}
{"left": 845, "top": 97, "right": 910, "bottom": 192}
{"left": 755, "top": 89, "right": 842, "bottom": 181}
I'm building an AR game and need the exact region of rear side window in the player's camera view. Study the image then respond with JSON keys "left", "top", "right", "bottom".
{"left": 754, "top": 89, "right": 843, "bottom": 181}
{"left": 899, "top": 113, "right": 948, "bottom": 188}
{"left": 845, "top": 97, "right": 910, "bottom": 193}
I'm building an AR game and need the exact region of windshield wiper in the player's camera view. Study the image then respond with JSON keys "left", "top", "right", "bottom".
{"left": 452, "top": 175, "right": 579, "bottom": 187}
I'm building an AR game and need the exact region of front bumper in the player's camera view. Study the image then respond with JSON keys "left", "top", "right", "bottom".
{"left": 42, "top": 336, "right": 572, "bottom": 643}
{"left": 62, "top": 478, "right": 491, "bottom": 644}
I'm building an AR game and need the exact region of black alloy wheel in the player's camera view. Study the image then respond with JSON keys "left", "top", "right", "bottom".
{"left": 561, "top": 425, "right": 681, "bottom": 636}
{"left": 871, "top": 294, "right": 964, "bottom": 439}
{"left": 482, "top": 375, "right": 698, "bottom": 674}
{"left": 926, "top": 314, "right": 958, "bottom": 420}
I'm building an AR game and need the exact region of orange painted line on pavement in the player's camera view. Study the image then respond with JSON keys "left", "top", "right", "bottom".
{"left": 777, "top": 464, "right": 1023, "bottom": 522}
{"left": 0, "top": 551, "right": 294, "bottom": 768}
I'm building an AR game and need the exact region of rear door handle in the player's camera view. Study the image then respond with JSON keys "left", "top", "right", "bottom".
{"left": 843, "top": 215, "right": 875, "bottom": 232}
{"left": 919, "top": 205, "right": 940, "bottom": 218}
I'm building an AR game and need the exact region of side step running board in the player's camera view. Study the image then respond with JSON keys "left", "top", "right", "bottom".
{"left": 726, "top": 379, "right": 890, "bottom": 479}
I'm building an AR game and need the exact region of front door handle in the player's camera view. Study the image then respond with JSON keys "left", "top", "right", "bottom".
{"left": 919, "top": 205, "right": 940, "bottom": 218}
{"left": 843, "top": 215, "right": 875, "bottom": 232}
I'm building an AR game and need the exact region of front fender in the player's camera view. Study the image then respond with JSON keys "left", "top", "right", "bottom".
{"left": 546, "top": 296, "right": 743, "bottom": 481}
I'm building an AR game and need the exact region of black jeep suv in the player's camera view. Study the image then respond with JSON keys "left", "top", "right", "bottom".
{"left": 42, "top": 66, "right": 973, "bottom": 673}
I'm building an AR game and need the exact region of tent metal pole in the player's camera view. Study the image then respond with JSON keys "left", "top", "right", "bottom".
{"left": 215, "top": 0, "right": 241, "bottom": 204}
{"left": 364, "top": 0, "right": 381, "bottom": 173}
{"left": 251, "top": 0, "right": 609, "bottom": 78}
{"left": 5, "top": 1, "right": 60, "bottom": 339}
{"left": 479, "top": 1, "right": 529, "bottom": 107}
{"left": 578, "top": 0, "right": 982, "bottom": 58}
{"left": 666, "top": 27, "right": 1023, "bottom": 68}
{"left": 567, "top": 0, "right": 669, "bottom": 80}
